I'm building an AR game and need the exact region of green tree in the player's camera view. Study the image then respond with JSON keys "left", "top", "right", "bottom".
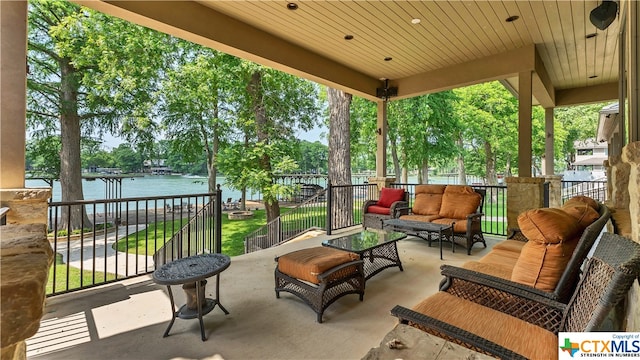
{"left": 297, "top": 140, "right": 328, "bottom": 174}
{"left": 555, "top": 103, "right": 607, "bottom": 170}
{"left": 27, "top": 0, "right": 170, "bottom": 229}
{"left": 218, "top": 64, "right": 320, "bottom": 222}
{"left": 26, "top": 136, "right": 61, "bottom": 177}
{"left": 160, "top": 44, "right": 240, "bottom": 192}
{"left": 111, "top": 144, "right": 142, "bottom": 173}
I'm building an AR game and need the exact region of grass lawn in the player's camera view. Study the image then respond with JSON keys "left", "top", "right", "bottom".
{"left": 47, "top": 253, "right": 117, "bottom": 295}
{"left": 114, "top": 210, "right": 269, "bottom": 257}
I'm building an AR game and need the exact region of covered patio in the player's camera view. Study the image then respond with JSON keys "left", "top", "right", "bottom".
{"left": 1, "top": 1, "right": 639, "bottom": 359}
{"left": 26, "top": 230, "right": 505, "bottom": 359}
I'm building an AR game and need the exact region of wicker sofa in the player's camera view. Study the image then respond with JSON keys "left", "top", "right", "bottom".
{"left": 362, "top": 188, "right": 409, "bottom": 230}
{"left": 440, "top": 196, "right": 611, "bottom": 304}
{"left": 391, "top": 232, "right": 640, "bottom": 359}
{"left": 395, "top": 185, "right": 486, "bottom": 255}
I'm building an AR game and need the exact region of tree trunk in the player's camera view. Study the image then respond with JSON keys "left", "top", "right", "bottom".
{"left": 249, "top": 70, "right": 280, "bottom": 222}
{"left": 59, "top": 57, "right": 90, "bottom": 230}
{"left": 420, "top": 159, "right": 429, "bottom": 184}
{"left": 485, "top": 141, "right": 497, "bottom": 185}
{"left": 327, "top": 87, "right": 353, "bottom": 228}
{"left": 457, "top": 136, "right": 467, "bottom": 185}
{"left": 390, "top": 135, "right": 401, "bottom": 181}
{"left": 206, "top": 99, "right": 219, "bottom": 194}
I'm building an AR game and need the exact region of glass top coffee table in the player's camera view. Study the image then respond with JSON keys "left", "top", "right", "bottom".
{"left": 322, "top": 229, "right": 407, "bottom": 281}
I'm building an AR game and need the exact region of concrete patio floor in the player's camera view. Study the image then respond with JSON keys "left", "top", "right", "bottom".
{"left": 27, "top": 228, "right": 504, "bottom": 360}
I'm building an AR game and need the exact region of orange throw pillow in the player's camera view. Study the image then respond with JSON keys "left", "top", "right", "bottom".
{"left": 439, "top": 186, "right": 481, "bottom": 219}
{"left": 561, "top": 204, "right": 600, "bottom": 230}
{"left": 511, "top": 236, "right": 580, "bottom": 291}
{"left": 563, "top": 196, "right": 599, "bottom": 211}
{"left": 517, "top": 208, "right": 580, "bottom": 244}
{"left": 412, "top": 185, "right": 446, "bottom": 215}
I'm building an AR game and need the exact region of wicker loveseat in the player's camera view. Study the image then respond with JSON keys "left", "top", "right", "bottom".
{"left": 391, "top": 232, "right": 640, "bottom": 360}
{"left": 441, "top": 196, "right": 611, "bottom": 304}
{"left": 362, "top": 188, "right": 409, "bottom": 230}
{"left": 395, "top": 185, "right": 486, "bottom": 255}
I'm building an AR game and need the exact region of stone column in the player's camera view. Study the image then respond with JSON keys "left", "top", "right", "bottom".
{"left": 505, "top": 177, "right": 545, "bottom": 231}
{"left": 605, "top": 155, "right": 630, "bottom": 210}
{"left": 367, "top": 177, "right": 397, "bottom": 199}
{"left": 621, "top": 142, "right": 640, "bottom": 243}
{"left": 1, "top": 188, "right": 53, "bottom": 360}
{"left": 544, "top": 175, "right": 563, "bottom": 208}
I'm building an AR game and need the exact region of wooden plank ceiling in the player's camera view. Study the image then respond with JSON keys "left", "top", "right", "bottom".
{"left": 78, "top": 0, "right": 621, "bottom": 106}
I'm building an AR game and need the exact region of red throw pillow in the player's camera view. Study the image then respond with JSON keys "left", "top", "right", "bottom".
{"left": 377, "top": 188, "right": 405, "bottom": 208}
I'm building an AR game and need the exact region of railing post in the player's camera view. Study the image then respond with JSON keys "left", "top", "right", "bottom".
{"left": 326, "top": 181, "right": 333, "bottom": 235}
{"left": 215, "top": 185, "right": 222, "bottom": 254}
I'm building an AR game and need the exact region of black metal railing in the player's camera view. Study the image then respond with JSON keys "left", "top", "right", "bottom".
{"left": 326, "top": 183, "right": 377, "bottom": 234}
{"left": 561, "top": 180, "right": 608, "bottom": 203}
{"left": 244, "top": 190, "right": 327, "bottom": 253}
{"left": 46, "top": 192, "right": 219, "bottom": 296}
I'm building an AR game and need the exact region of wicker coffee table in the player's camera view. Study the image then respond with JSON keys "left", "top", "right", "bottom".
{"left": 322, "top": 229, "right": 406, "bottom": 281}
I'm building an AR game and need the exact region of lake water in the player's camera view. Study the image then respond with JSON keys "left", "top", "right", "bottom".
{"left": 25, "top": 173, "right": 471, "bottom": 203}
{"left": 26, "top": 175, "right": 245, "bottom": 202}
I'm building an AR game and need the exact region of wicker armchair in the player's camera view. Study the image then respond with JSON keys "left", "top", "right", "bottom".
{"left": 362, "top": 188, "right": 409, "bottom": 230}
{"left": 442, "top": 203, "right": 611, "bottom": 304}
{"left": 391, "top": 232, "right": 640, "bottom": 359}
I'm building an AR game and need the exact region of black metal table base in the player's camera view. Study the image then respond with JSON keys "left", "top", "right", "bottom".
{"left": 162, "top": 275, "right": 229, "bottom": 341}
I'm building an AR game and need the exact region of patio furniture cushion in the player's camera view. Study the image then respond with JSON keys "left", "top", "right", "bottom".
{"left": 431, "top": 218, "right": 467, "bottom": 233}
{"left": 276, "top": 247, "right": 359, "bottom": 284}
{"left": 517, "top": 208, "right": 580, "bottom": 244}
{"left": 562, "top": 203, "right": 600, "bottom": 229}
{"left": 564, "top": 195, "right": 600, "bottom": 211}
{"left": 478, "top": 248, "right": 521, "bottom": 266}
{"left": 492, "top": 240, "right": 526, "bottom": 253}
{"left": 510, "top": 235, "right": 580, "bottom": 291}
{"left": 438, "top": 186, "right": 481, "bottom": 220}
{"left": 412, "top": 185, "right": 446, "bottom": 215}
{"left": 377, "top": 188, "right": 405, "bottom": 208}
{"left": 460, "top": 261, "right": 514, "bottom": 279}
{"left": 410, "top": 291, "right": 557, "bottom": 360}
{"left": 366, "top": 205, "right": 393, "bottom": 215}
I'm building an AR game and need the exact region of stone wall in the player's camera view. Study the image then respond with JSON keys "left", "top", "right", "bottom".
{"left": 0, "top": 188, "right": 53, "bottom": 360}
{"left": 505, "top": 177, "right": 546, "bottom": 231}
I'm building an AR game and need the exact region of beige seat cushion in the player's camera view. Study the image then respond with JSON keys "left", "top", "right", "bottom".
{"left": 492, "top": 240, "right": 527, "bottom": 254}
{"left": 411, "top": 292, "right": 558, "bottom": 360}
{"left": 277, "top": 247, "right": 359, "bottom": 284}
{"left": 431, "top": 217, "right": 470, "bottom": 233}
{"left": 478, "top": 248, "right": 521, "bottom": 267}
{"left": 438, "top": 186, "right": 481, "bottom": 220}
{"left": 462, "top": 261, "right": 514, "bottom": 279}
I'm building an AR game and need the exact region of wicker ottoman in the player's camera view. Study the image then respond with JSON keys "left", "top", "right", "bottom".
{"left": 275, "top": 247, "right": 365, "bottom": 323}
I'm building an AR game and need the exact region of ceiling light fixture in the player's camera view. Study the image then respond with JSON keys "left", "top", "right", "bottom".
{"left": 505, "top": 15, "right": 519, "bottom": 22}
{"left": 411, "top": 18, "right": 421, "bottom": 25}
{"left": 344, "top": 34, "right": 354, "bottom": 40}
{"left": 590, "top": 0, "right": 618, "bottom": 30}
{"left": 589, "top": 75, "right": 598, "bottom": 79}
{"left": 286, "top": 2, "right": 298, "bottom": 10}
{"left": 384, "top": 57, "right": 393, "bottom": 61}
{"left": 586, "top": 33, "right": 598, "bottom": 39}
